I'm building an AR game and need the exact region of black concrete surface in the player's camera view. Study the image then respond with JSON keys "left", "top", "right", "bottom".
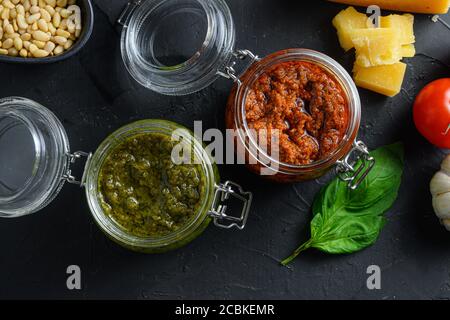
{"left": 0, "top": 0, "right": 449, "bottom": 299}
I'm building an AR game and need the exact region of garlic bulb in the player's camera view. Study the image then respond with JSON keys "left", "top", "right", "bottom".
{"left": 430, "top": 154, "right": 450, "bottom": 231}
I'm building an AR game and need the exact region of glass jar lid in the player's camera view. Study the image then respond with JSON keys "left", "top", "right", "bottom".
{"left": 0, "top": 97, "right": 71, "bottom": 217}
{"left": 119, "top": 0, "right": 236, "bottom": 95}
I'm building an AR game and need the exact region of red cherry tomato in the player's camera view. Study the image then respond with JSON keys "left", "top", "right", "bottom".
{"left": 413, "top": 78, "right": 450, "bottom": 149}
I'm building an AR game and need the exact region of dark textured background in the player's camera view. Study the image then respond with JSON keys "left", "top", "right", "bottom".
{"left": 0, "top": 0, "right": 450, "bottom": 300}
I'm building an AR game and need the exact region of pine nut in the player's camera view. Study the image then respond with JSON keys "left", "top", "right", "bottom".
{"left": 37, "top": 18, "right": 48, "bottom": 31}
{"left": 5, "top": 32, "right": 19, "bottom": 39}
{"left": 60, "top": 8, "right": 70, "bottom": 18}
{"left": 13, "top": 36, "right": 22, "bottom": 50}
{"left": 48, "top": 22, "right": 55, "bottom": 35}
{"left": 53, "top": 35, "right": 66, "bottom": 45}
{"left": 28, "top": 43, "right": 38, "bottom": 52}
{"left": 8, "top": 47, "right": 18, "bottom": 56}
{"left": 30, "top": 6, "right": 40, "bottom": 14}
{"left": 32, "top": 39, "right": 45, "bottom": 48}
{"left": 3, "top": 1, "right": 15, "bottom": 10}
{"left": 44, "top": 5, "right": 55, "bottom": 16}
{"left": 32, "top": 30, "right": 50, "bottom": 41}
{"left": 2, "top": 38, "right": 13, "bottom": 48}
{"left": 16, "top": 5, "right": 24, "bottom": 16}
{"left": 52, "top": 11, "right": 60, "bottom": 27}
{"left": 10, "top": 8, "right": 17, "bottom": 19}
{"left": 45, "top": 0, "right": 56, "bottom": 7}
{"left": 23, "top": 0, "right": 31, "bottom": 11}
{"left": 63, "top": 38, "right": 72, "bottom": 49}
{"left": 16, "top": 14, "right": 28, "bottom": 29}
{"left": 20, "top": 32, "right": 31, "bottom": 41}
{"left": 26, "top": 13, "right": 40, "bottom": 24}
{"left": 1, "top": 8, "right": 10, "bottom": 20}
{"left": 55, "top": 28, "right": 69, "bottom": 38}
{"left": 43, "top": 40, "right": 54, "bottom": 52}
{"left": 40, "top": 8, "right": 51, "bottom": 22}
{"left": 32, "top": 48, "right": 48, "bottom": 57}
{"left": 59, "top": 18, "right": 67, "bottom": 30}
{"left": 53, "top": 44, "right": 63, "bottom": 54}
{"left": 5, "top": 23, "right": 14, "bottom": 34}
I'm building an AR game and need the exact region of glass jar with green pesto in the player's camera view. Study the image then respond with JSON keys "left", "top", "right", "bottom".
{"left": 0, "top": 98, "right": 252, "bottom": 253}
{"left": 85, "top": 120, "right": 252, "bottom": 253}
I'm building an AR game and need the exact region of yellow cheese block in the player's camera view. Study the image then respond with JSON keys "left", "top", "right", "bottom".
{"left": 327, "top": 0, "right": 450, "bottom": 14}
{"left": 332, "top": 6, "right": 368, "bottom": 51}
{"left": 350, "top": 28, "right": 402, "bottom": 67}
{"left": 353, "top": 62, "right": 407, "bottom": 97}
{"left": 352, "top": 62, "right": 362, "bottom": 75}
{"left": 401, "top": 44, "right": 416, "bottom": 57}
{"left": 381, "top": 14, "right": 415, "bottom": 45}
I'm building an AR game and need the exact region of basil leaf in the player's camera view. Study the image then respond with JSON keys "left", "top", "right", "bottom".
{"left": 309, "top": 212, "right": 386, "bottom": 254}
{"left": 282, "top": 142, "right": 404, "bottom": 265}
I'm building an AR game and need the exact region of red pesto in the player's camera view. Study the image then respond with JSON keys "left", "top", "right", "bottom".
{"left": 244, "top": 61, "right": 349, "bottom": 165}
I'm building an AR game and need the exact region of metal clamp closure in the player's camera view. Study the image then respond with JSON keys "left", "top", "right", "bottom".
{"left": 217, "top": 49, "right": 260, "bottom": 85}
{"left": 62, "top": 151, "right": 92, "bottom": 187}
{"left": 117, "top": 0, "right": 142, "bottom": 27}
{"left": 209, "top": 181, "right": 253, "bottom": 230}
{"left": 336, "top": 141, "right": 375, "bottom": 190}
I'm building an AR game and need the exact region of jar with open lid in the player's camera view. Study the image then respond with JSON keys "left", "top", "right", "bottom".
{"left": 0, "top": 97, "right": 252, "bottom": 253}
{"left": 118, "top": 0, "right": 374, "bottom": 188}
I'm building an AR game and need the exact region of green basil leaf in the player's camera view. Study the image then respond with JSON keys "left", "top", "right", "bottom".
{"left": 309, "top": 212, "right": 386, "bottom": 254}
{"left": 282, "top": 143, "right": 404, "bottom": 265}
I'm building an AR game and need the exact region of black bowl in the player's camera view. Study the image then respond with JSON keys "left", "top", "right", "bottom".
{"left": 0, "top": 0, "right": 94, "bottom": 64}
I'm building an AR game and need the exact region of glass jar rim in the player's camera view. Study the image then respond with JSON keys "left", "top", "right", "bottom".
{"left": 0, "top": 97, "right": 70, "bottom": 217}
{"left": 233, "top": 48, "right": 361, "bottom": 172}
{"left": 85, "top": 119, "right": 217, "bottom": 249}
{"left": 120, "top": 0, "right": 235, "bottom": 95}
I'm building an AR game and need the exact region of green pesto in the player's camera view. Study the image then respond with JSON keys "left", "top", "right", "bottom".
{"left": 98, "top": 132, "right": 206, "bottom": 238}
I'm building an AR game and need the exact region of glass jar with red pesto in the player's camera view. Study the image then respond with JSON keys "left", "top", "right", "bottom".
{"left": 225, "top": 49, "right": 373, "bottom": 187}
{"left": 118, "top": 0, "right": 373, "bottom": 189}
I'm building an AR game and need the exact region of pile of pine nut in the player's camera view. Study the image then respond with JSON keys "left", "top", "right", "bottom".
{"left": 0, "top": 0, "right": 82, "bottom": 58}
